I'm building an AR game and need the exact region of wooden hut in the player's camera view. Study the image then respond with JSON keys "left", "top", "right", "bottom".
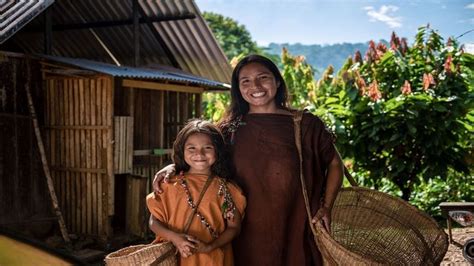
{"left": 0, "top": 0, "right": 232, "bottom": 245}
{"left": 0, "top": 51, "right": 228, "bottom": 243}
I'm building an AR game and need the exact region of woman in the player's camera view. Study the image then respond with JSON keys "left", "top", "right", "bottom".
{"left": 152, "top": 54, "right": 343, "bottom": 265}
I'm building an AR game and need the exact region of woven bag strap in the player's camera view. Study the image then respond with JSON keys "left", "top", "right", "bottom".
{"left": 182, "top": 175, "right": 213, "bottom": 234}
{"left": 293, "top": 110, "right": 319, "bottom": 242}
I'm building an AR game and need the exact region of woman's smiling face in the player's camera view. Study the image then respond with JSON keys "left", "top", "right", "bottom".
{"left": 238, "top": 62, "right": 280, "bottom": 113}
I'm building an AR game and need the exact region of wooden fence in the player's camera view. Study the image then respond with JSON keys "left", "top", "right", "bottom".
{"left": 43, "top": 77, "right": 113, "bottom": 239}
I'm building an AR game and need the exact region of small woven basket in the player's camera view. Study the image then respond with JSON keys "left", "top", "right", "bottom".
{"left": 315, "top": 187, "right": 449, "bottom": 265}
{"left": 104, "top": 242, "right": 176, "bottom": 266}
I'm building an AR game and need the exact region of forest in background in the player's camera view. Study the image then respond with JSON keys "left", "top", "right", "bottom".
{"left": 265, "top": 42, "right": 371, "bottom": 78}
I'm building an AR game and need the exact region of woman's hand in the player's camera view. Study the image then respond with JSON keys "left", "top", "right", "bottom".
{"left": 152, "top": 164, "right": 176, "bottom": 194}
{"left": 312, "top": 206, "right": 332, "bottom": 234}
{"left": 186, "top": 236, "right": 214, "bottom": 254}
{"left": 169, "top": 233, "right": 197, "bottom": 258}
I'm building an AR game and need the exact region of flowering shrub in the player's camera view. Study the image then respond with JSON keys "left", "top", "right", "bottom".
{"left": 314, "top": 25, "right": 473, "bottom": 200}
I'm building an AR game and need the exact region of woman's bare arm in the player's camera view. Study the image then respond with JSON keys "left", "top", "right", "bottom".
{"left": 313, "top": 150, "right": 343, "bottom": 232}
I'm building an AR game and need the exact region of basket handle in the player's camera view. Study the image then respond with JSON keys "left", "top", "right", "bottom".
{"left": 293, "top": 110, "right": 319, "bottom": 243}
{"left": 293, "top": 110, "right": 358, "bottom": 241}
{"left": 344, "top": 165, "right": 358, "bottom": 187}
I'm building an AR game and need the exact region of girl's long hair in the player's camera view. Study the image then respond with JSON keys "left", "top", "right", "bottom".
{"left": 173, "top": 119, "right": 230, "bottom": 179}
{"left": 218, "top": 54, "right": 290, "bottom": 136}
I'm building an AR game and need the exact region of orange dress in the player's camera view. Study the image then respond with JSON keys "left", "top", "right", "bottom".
{"left": 146, "top": 174, "right": 246, "bottom": 266}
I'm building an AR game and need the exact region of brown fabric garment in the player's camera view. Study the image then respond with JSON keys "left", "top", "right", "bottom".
{"left": 229, "top": 112, "right": 335, "bottom": 266}
{"left": 147, "top": 174, "right": 247, "bottom": 266}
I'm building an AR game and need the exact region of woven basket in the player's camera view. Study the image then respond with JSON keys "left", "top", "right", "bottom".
{"left": 104, "top": 242, "right": 176, "bottom": 266}
{"left": 315, "top": 187, "right": 448, "bottom": 265}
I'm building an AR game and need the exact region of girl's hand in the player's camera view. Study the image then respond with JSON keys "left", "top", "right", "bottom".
{"left": 152, "top": 164, "right": 176, "bottom": 194}
{"left": 186, "top": 236, "right": 214, "bottom": 253}
{"left": 312, "top": 206, "right": 332, "bottom": 234}
{"left": 169, "top": 233, "right": 196, "bottom": 258}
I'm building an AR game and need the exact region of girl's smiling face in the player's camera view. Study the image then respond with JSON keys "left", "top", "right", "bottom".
{"left": 184, "top": 133, "right": 216, "bottom": 175}
{"left": 238, "top": 62, "right": 280, "bottom": 113}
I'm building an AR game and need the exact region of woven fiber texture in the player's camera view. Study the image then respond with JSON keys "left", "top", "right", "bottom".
{"left": 104, "top": 242, "right": 176, "bottom": 266}
{"left": 316, "top": 187, "right": 448, "bottom": 265}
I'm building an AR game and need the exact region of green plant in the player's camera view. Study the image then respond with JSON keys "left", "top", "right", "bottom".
{"left": 315, "top": 26, "right": 473, "bottom": 201}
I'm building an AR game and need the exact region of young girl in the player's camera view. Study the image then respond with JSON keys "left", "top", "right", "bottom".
{"left": 146, "top": 119, "right": 246, "bottom": 265}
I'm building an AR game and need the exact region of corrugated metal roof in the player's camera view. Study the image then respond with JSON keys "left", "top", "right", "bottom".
{"left": 0, "top": 0, "right": 54, "bottom": 44}
{"left": 7, "top": 0, "right": 232, "bottom": 84}
{"left": 41, "top": 54, "right": 229, "bottom": 90}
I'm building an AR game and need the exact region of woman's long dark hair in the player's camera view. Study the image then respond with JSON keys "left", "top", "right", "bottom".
{"left": 173, "top": 119, "right": 230, "bottom": 179}
{"left": 218, "top": 54, "right": 290, "bottom": 136}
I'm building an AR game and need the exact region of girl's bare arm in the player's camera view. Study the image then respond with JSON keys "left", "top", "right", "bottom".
{"left": 149, "top": 215, "right": 196, "bottom": 258}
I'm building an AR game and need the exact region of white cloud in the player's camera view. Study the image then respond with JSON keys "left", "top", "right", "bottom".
{"left": 466, "top": 3, "right": 474, "bottom": 9}
{"left": 364, "top": 5, "right": 402, "bottom": 28}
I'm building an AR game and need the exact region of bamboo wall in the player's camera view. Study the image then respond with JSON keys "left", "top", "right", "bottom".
{"left": 43, "top": 76, "right": 114, "bottom": 240}
{"left": 114, "top": 116, "right": 133, "bottom": 174}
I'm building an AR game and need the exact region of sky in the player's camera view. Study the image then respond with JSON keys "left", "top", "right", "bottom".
{"left": 194, "top": 0, "right": 474, "bottom": 47}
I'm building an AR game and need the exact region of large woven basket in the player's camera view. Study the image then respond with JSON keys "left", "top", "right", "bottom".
{"left": 104, "top": 242, "right": 176, "bottom": 266}
{"left": 315, "top": 187, "right": 448, "bottom": 265}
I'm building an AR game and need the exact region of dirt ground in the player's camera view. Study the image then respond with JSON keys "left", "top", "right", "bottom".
{"left": 441, "top": 228, "right": 474, "bottom": 265}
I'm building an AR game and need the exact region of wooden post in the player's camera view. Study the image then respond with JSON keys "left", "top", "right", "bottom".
{"left": 25, "top": 62, "right": 71, "bottom": 244}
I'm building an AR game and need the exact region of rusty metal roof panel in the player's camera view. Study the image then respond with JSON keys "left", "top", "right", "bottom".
{"left": 9, "top": 0, "right": 231, "bottom": 84}
{"left": 41, "top": 54, "right": 229, "bottom": 90}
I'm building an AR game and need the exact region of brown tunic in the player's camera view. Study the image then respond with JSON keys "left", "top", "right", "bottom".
{"left": 229, "top": 112, "right": 335, "bottom": 266}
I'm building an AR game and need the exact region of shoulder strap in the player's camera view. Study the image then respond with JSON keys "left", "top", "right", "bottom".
{"left": 293, "top": 110, "right": 319, "bottom": 242}
{"left": 182, "top": 175, "right": 213, "bottom": 233}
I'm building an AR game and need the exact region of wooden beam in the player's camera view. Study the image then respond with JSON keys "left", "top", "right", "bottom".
{"left": 122, "top": 79, "right": 204, "bottom": 94}
{"left": 139, "top": 7, "right": 180, "bottom": 68}
{"left": 24, "top": 13, "right": 196, "bottom": 32}
{"left": 133, "top": 0, "right": 140, "bottom": 67}
{"left": 44, "top": 7, "right": 52, "bottom": 54}
{"left": 42, "top": 69, "right": 96, "bottom": 76}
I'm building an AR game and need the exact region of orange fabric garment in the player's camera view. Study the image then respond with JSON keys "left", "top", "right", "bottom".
{"left": 146, "top": 174, "right": 246, "bottom": 266}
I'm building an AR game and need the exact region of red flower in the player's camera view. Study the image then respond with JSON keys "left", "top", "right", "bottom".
{"left": 444, "top": 55, "right": 453, "bottom": 74}
{"left": 400, "top": 38, "right": 408, "bottom": 55}
{"left": 390, "top": 31, "right": 401, "bottom": 51}
{"left": 401, "top": 80, "right": 412, "bottom": 95}
{"left": 357, "top": 77, "right": 367, "bottom": 95}
{"left": 354, "top": 50, "right": 362, "bottom": 64}
{"left": 368, "top": 80, "right": 382, "bottom": 101}
{"left": 422, "top": 73, "right": 436, "bottom": 91}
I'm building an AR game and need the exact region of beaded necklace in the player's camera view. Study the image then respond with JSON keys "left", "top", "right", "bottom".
{"left": 179, "top": 172, "right": 218, "bottom": 239}
{"left": 178, "top": 172, "right": 238, "bottom": 239}
{"left": 227, "top": 115, "right": 245, "bottom": 145}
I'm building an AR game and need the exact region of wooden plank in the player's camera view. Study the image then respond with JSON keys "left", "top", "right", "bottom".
{"left": 195, "top": 93, "right": 202, "bottom": 118}
{"left": 127, "top": 117, "right": 133, "bottom": 172}
{"left": 158, "top": 91, "right": 164, "bottom": 168}
{"left": 187, "top": 93, "right": 193, "bottom": 118}
{"left": 107, "top": 78, "right": 114, "bottom": 221}
{"left": 114, "top": 117, "right": 118, "bottom": 173}
{"left": 88, "top": 78, "right": 95, "bottom": 234}
{"left": 179, "top": 92, "right": 187, "bottom": 127}
{"left": 100, "top": 79, "right": 108, "bottom": 239}
{"left": 68, "top": 80, "right": 75, "bottom": 232}
{"left": 44, "top": 125, "right": 109, "bottom": 130}
{"left": 84, "top": 78, "right": 91, "bottom": 234}
{"left": 94, "top": 78, "right": 101, "bottom": 236}
{"left": 122, "top": 79, "right": 204, "bottom": 94}
{"left": 77, "top": 78, "right": 85, "bottom": 234}
{"left": 119, "top": 117, "right": 124, "bottom": 173}
{"left": 132, "top": 149, "right": 172, "bottom": 156}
